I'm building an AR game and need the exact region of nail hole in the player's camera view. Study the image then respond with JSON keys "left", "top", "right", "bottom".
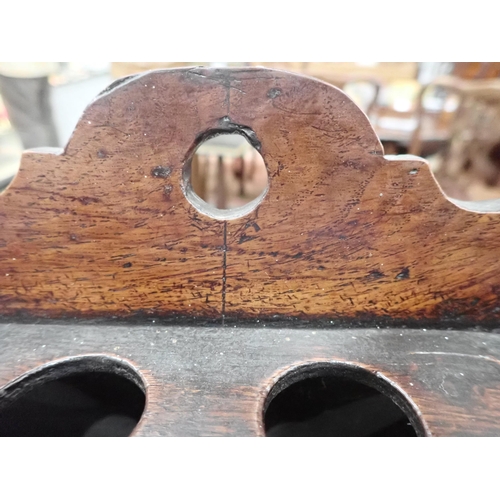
{"left": 263, "top": 362, "right": 424, "bottom": 437}
{"left": 0, "top": 356, "right": 146, "bottom": 437}
{"left": 183, "top": 132, "right": 269, "bottom": 220}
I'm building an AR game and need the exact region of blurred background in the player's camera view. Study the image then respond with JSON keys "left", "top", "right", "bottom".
{"left": 2, "top": 61, "right": 500, "bottom": 207}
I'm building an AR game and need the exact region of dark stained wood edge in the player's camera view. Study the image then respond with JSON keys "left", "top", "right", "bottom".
{"left": 1, "top": 67, "right": 500, "bottom": 328}
{"left": 2, "top": 323, "right": 500, "bottom": 436}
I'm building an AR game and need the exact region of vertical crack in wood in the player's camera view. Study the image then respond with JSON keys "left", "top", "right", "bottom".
{"left": 222, "top": 220, "right": 227, "bottom": 326}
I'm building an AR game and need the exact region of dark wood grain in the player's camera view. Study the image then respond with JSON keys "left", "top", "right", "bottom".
{"left": 1, "top": 67, "right": 500, "bottom": 327}
{"left": 1, "top": 323, "right": 500, "bottom": 436}
{"left": 2, "top": 67, "right": 500, "bottom": 436}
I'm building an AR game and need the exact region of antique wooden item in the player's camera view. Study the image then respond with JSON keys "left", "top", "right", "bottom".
{"left": 1, "top": 67, "right": 500, "bottom": 436}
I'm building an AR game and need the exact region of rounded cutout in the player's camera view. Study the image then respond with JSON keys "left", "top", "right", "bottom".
{"left": 0, "top": 356, "right": 146, "bottom": 437}
{"left": 264, "top": 363, "right": 424, "bottom": 437}
{"left": 183, "top": 132, "right": 269, "bottom": 220}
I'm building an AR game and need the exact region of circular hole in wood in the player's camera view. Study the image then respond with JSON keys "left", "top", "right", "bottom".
{"left": 183, "top": 132, "right": 269, "bottom": 220}
{"left": 263, "top": 363, "right": 424, "bottom": 437}
{"left": 0, "top": 356, "right": 146, "bottom": 437}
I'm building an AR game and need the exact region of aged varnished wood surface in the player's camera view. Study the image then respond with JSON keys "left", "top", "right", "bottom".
{"left": 2, "top": 323, "right": 500, "bottom": 436}
{"left": 2, "top": 67, "right": 500, "bottom": 436}
{"left": 1, "top": 66, "right": 500, "bottom": 326}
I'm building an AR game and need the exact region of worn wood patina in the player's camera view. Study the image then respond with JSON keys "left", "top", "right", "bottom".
{"left": 1, "top": 67, "right": 500, "bottom": 436}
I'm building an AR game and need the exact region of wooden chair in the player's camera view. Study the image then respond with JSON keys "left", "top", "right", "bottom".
{"left": 2, "top": 67, "right": 500, "bottom": 436}
{"left": 409, "top": 75, "right": 500, "bottom": 199}
{"left": 452, "top": 62, "right": 500, "bottom": 80}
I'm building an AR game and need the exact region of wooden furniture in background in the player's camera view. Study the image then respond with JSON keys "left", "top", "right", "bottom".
{"left": 2, "top": 67, "right": 500, "bottom": 436}
{"left": 452, "top": 62, "right": 500, "bottom": 80}
{"left": 410, "top": 76, "right": 500, "bottom": 200}
{"left": 190, "top": 134, "right": 268, "bottom": 209}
